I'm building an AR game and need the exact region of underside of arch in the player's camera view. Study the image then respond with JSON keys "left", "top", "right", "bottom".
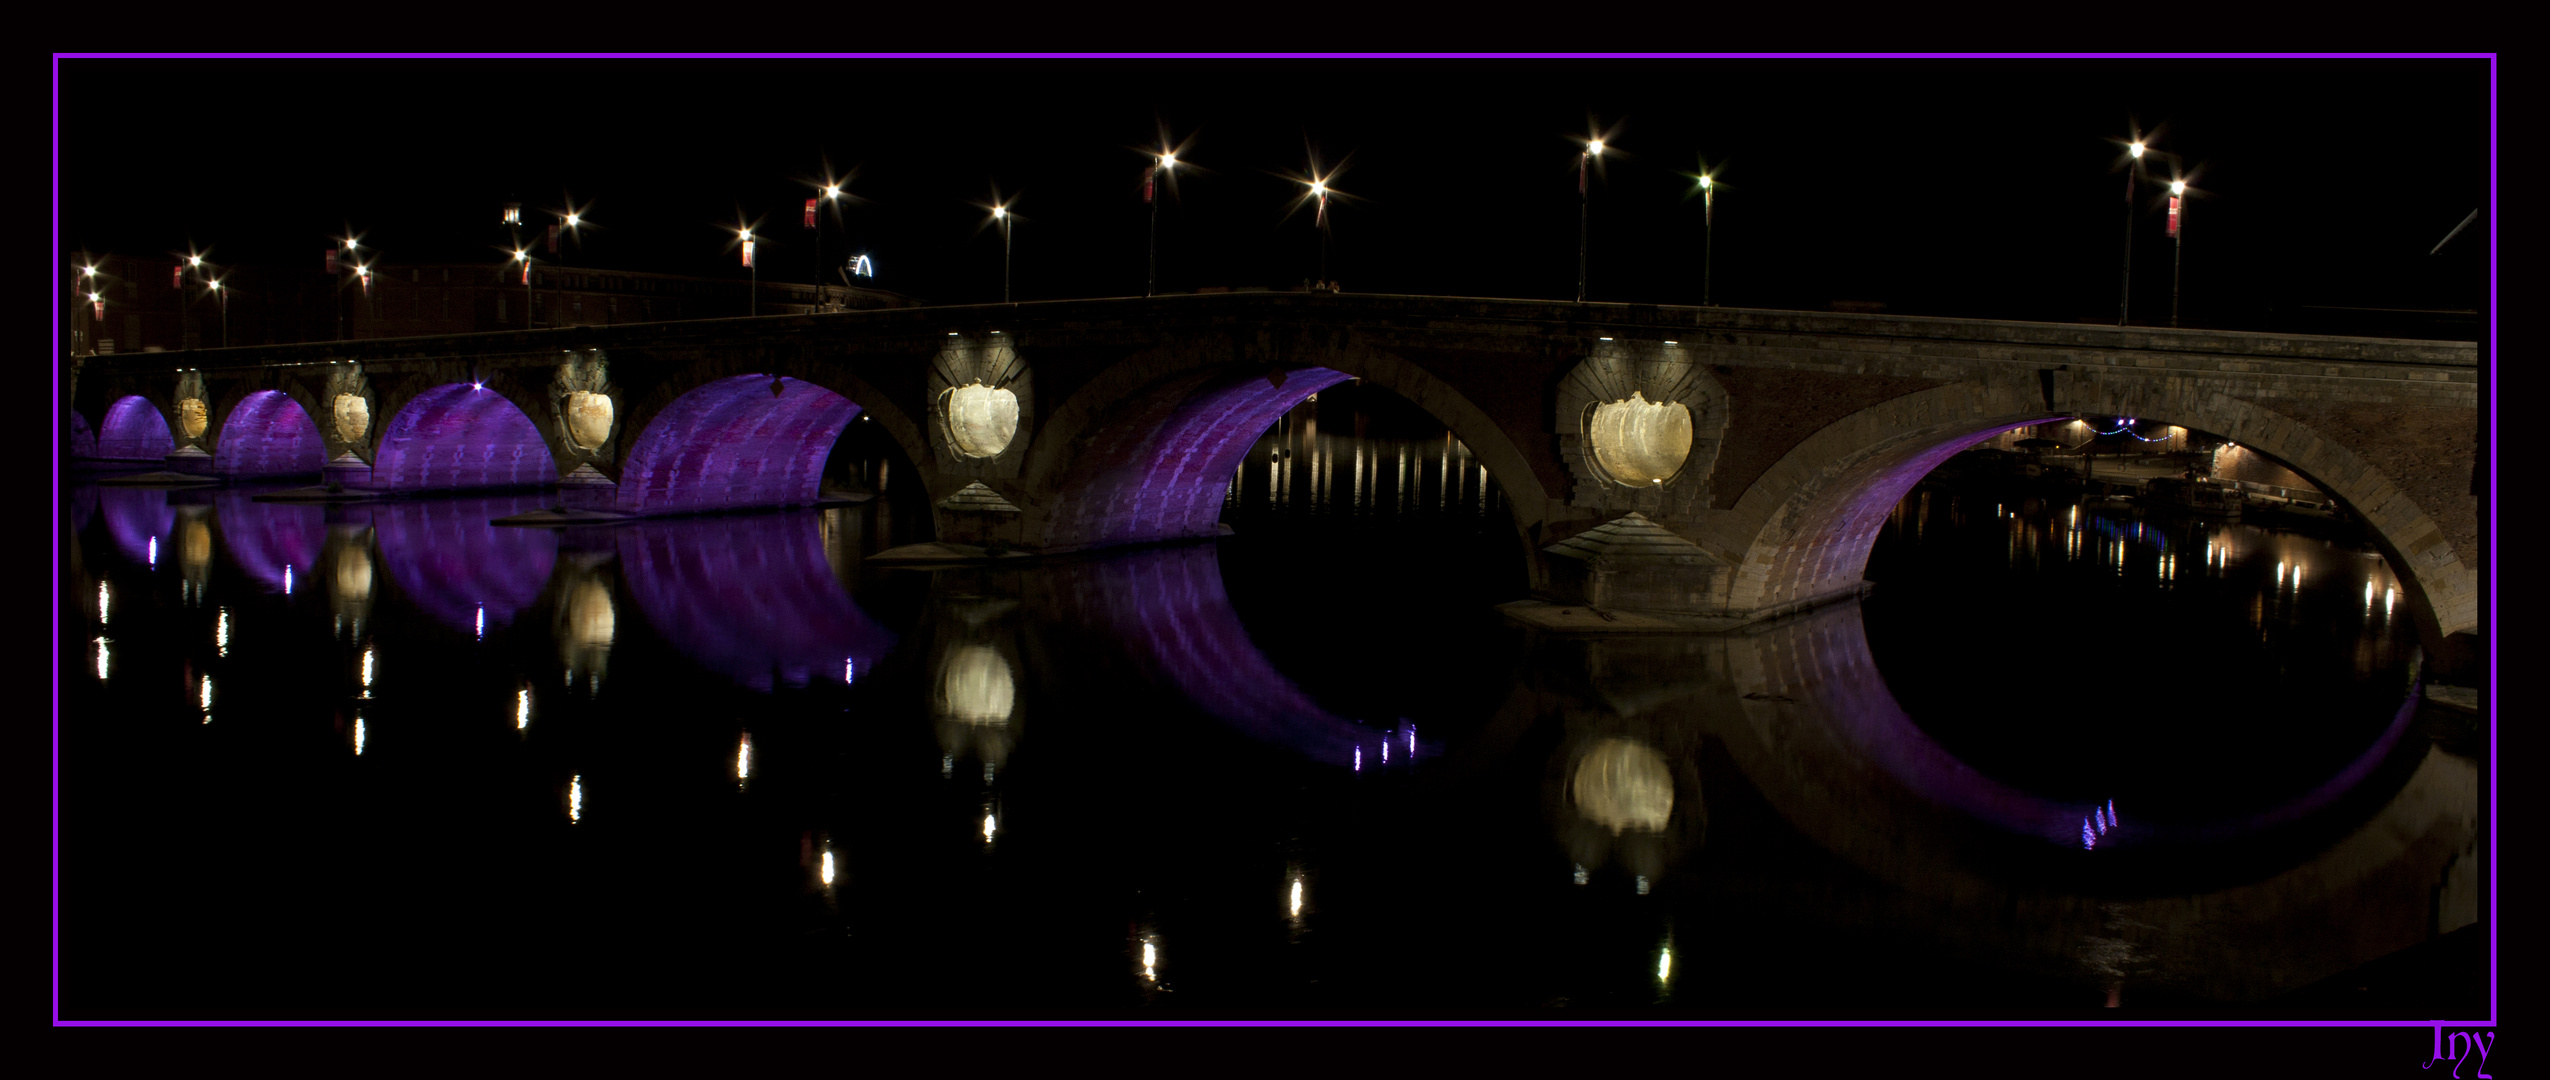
{"left": 615, "top": 375, "right": 862, "bottom": 515}
{"left": 372, "top": 384, "right": 555, "bottom": 491}
{"left": 1035, "top": 367, "right": 1354, "bottom": 551}
{"left": 97, "top": 396, "right": 172, "bottom": 461}
{"left": 214, "top": 390, "right": 326, "bottom": 478}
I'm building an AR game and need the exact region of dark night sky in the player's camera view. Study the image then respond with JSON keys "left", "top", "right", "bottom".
{"left": 56, "top": 57, "right": 2490, "bottom": 327}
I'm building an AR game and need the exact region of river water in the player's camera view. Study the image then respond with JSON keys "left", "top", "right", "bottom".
{"left": 56, "top": 387, "right": 2479, "bottom": 1017}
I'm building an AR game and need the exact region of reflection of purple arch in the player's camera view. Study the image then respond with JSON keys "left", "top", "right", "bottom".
{"left": 67, "top": 484, "right": 100, "bottom": 536}
{"left": 372, "top": 384, "right": 554, "bottom": 491}
{"left": 210, "top": 489, "right": 323, "bottom": 592}
{"left": 360, "top": 494, "right": 560, "bottom": 634}
{"left": 99, "top": 487, "right": 176, "bottom": 567}
{"left": 214, "top": 390, "right": 326, "bottom": 478}
{"left": 1038, "top": 544, "right": 1386, "bottom": 766}
{"left": 617, "top": 375, "right": 860, "bottom": 515}
{"left": 615, "top": 513, "right": 895, "bottom": 692}
{"left": 96, "top": 396, "right": 173, "bottom": 461}
{"left": 1773, "top": 602, "right": 2415, "bottom": 849}
{"left": 1040, "top": 368, "right": 1355, "bottom": 549}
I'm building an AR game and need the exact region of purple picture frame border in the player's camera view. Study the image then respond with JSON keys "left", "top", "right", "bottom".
{"left": 48, "top": 50, "right": 2498, "bottom": 1030}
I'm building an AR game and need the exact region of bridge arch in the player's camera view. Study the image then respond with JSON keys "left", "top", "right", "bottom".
{"left": 612, "top": 372, "right": 864, "bottom": 515}
{"left": 1716, "top": 379, "right": 2477, "bottom": 655}
{"left": 368, "top": 382, "right": 554, "bottom": 491}
{"left": 1017, "top": 337, "right": 1553, "bottom": 571}
{"left": 95, "top": 395, "right": 174, "bottom": 461}
{"left": 208, "top": 386, "right": 327, "bottom": 478}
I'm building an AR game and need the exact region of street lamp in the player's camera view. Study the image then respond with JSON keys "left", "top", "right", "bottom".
{"left": 2119, "top": 139, "right": 2147, "bottom": 326}
{"left": 513, "top": 249, "right": 534, "bottom": 330}
{"left": 1579, "top": 136, "right": 1607, "bottom": 304}
{"left": 738, "top": 228, "right": 758, "bottom": 316}
{"left": 1696, "top": 169, "right": 1718, "bottom": 306}
{"left": 811, "top": 182, "right": 843, "bottom": 312}
{"left": 2168, "top": 178, "right": 2188, "bottom": 328}
{"left": 1147, "top": 148, "right": 1176, "bottom": 297}
{"left": 208, "top": 278, "right": 228, "bottom": 348}
{"left": 1307, "top": 173, "right": 1334, "bottom": 289}
{"left": 992, "top": 201, "right": 1014, "bottom": 305}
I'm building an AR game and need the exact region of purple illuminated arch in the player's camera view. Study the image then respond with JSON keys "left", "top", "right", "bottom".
{"left": 98, "top": 486, "right": 176, "bottom": 568}
{"left": 66, "top": 409, "right": 98, "bottom": 458}
{"left": 361, "top": 494, "right": 560, "bottom": 634}
{"left": 615, "top": 513, "right": 895, "bottom": 692}
{"left": 372, "top": 384, "right": 555, "bottom": 491}
{"left": 616, "top": 375, "right": 860, "bottom": 515}
{"left": 213, "top": 390, "right": 326, "bottom": 478}
{"left": 1748, "top": 419, "right": 2048, "bottom": 612}
{"left": 210, "top": 489, "right": 324, "bottom": 592}
{"left": 96, "top": 396, "right": 173, "bottom": 461}
{"left": 1039, "top": 367, "right": 1355, "bottom": 550}
{"left": 1036, "top": 544, "right": 1388, "bottom": 766}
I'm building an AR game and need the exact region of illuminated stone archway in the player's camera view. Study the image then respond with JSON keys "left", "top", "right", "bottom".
{"left": 614, "top": 374, "right": 862, "bottom": 515}
{"left": 370, "top": 383, "right": 554, "bottom": 491}
{"left": 211, "top": 389, "right": 327, "bottom": 478}
{"left": 95, "top": 395, "right": 173, "bottom": 461}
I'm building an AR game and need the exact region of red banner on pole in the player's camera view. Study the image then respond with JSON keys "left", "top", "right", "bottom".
{"left": 326, "top": 249, "right": 338, "bottom": 275}
{"left": 94, "top": 300, "right": 105, "bottom": 321}
{"left": 173, "top": 265, "right": 183, "bottom": 289}
{"left": 742, "top": 240, "right": 756, "bottom": 268}
{"left": 2167, "top": 196, "right": 2181, "bottom": 237}
{"left": 804, "top": 199, "right": 818, "bottom": 228}
{"left": 522, "top": 262, "right": 531, "bottom": 285}
{"left": 1142, "top": 165, "right": 1156, "bottom": 204}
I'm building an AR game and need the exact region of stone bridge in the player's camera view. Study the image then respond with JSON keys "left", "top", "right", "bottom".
{"left": 66, "top": 293, "right": 2483, "bottom": 664}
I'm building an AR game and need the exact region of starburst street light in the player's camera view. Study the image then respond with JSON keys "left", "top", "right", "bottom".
{"left": 2168, "top": 176, "right": 2192, "bottom": 327}
{"left": 737, "top": 225, "right": 759, "bottom": 316}
{"left": 809, "top": 176, "right": 846, "bottom": 312}
{"left": 1691, "top": 160, "right": 1724, "bottom": 306}
{"left": 2117, "top": 133, "right": 2156, "bottom": 326}
{"left": 1145, "top": 144, "right": 1180, "bottom": 298}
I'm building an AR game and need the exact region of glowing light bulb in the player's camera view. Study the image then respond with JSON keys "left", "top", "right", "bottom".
{"left": 2130, "top": 141, "right": 2146, "bottom": 158}
{"left": 1588, "top": 139, "right": 1605, "bottom": 156}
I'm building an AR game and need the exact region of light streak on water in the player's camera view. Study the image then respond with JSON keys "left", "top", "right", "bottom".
{"left": 200, "top": 675, "right": 213, "bottom": 712}
{"left": 983, "top": 810, "right": 998, "bottom": 842}
{"left": 1573, "top": 863, "right": 1588, "bottom": 886}
{"left": 361, "top": 647, "right": 375, "bottom": 689}
{"left": 354, "top": 715, "right": 367, "bottom": 755}
{"left": 569, "top": 775, "right": 583, "bottom": 822}
{"left": 1658, "top": 947, "right": 1673, "bottom": 981}
{"left": 516, "top": 689, "right": 531, "bottom": 730}
{"left": 94, "top": 636, "right": 109, "bottom": 680}
{"left": 1289, "top": 878, "right": 1304, "bottom": 918}
{"left": 844, "top": 657, "right": 855, "bottom": 683}
{"left": 820, "top": 848, "right": 836, "bottom": 886}
{"left": 148, "top": 535, "right": 157, "bottom": 567}
{"left": 283, "top": 564, "right": 293, "bottom": 595}
{"left": 475, "top": 604, "right": 485, "bottom": 639}
{"left": 1141, "top": 939, "right": 1158, "bottom": 982}
{"left": 1635, "top": 875, "right": 1651, "bottom": 895}
{"left": 98, "top": 582, "right": 108, "bottom": 625}
{"left": 737, "top": 732, "right": 752, "bottom": 782}
{"left": 216, "top": 608, "right": 229, "bottom": 655}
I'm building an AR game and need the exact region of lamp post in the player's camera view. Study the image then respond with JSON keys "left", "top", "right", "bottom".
{"left": 739, "top": 228, "right": 758, "bottom": 316}
{"left": 1147, "top": 149, "right": 1175, "bottom": 297}
{"left": 1579, "top": 138, "right": 1603, "bottom": 303}
{"left": 993, "top": 202, "right": 1013, "bottom": 304}
{"left": 2168, "top": 178, "right": 2187, "bottom": 328}
{"left": 2119, "top": 140, "right": 2146, "bottom": 326}
{"left": 1309, "top": 176, "right": 1332, "bottom": 289}
{"left": 1697, "top": 171, "right": 1717, "bottom": 307}
{"left": 513, "top": 249, "right": 534, "bottom": 330}
{"left": 336, "top": 236, "right": 360, "bottom": 340}
{"left": 813, "top": 183, "right": 841, "bottom": 312}
{"left": 209, "top": 278, "right": 228, "bottom": 348}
